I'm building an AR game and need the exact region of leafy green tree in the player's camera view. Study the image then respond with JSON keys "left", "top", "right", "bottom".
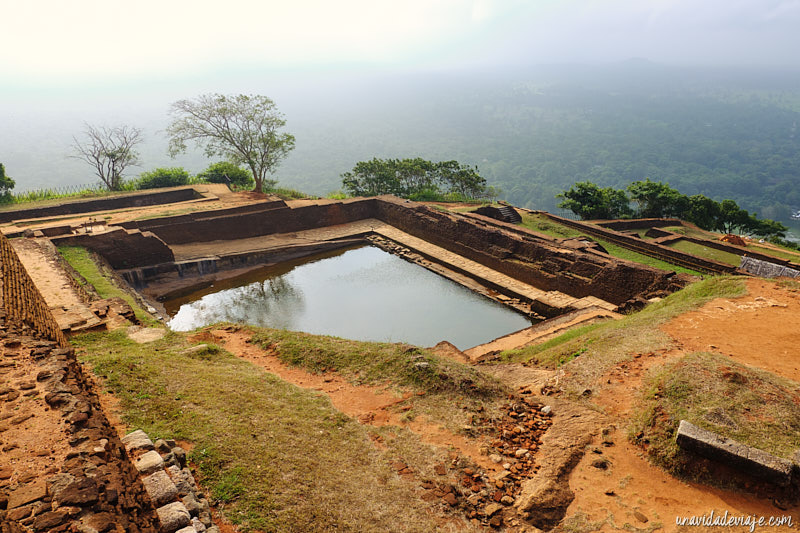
{"left": 196, "top": 161, "right": 254, "bottom": 189}
{"left": 686, "top": 194, "right": 722, "bottom": 231}
{"left": 167, "top": 94, "right": 295, "bottom": 193}
{"left": 718, "top": 199, "right": 751, "bottom": 234}
{"left": 627, "top": 179, "right": 687, "bottom": 218}
{"left": 135, "top": 167, "right": 190, "bottom": 190}
{"left": 557, "top": 181, "right": 632, "bottom": 220}
{"left": 71, "top": 124, "right": 142, "bottom": 191}
{"left": 341, "top": 158, "right": 404, "bottom": 196}
{"left": 0, "top": 163, "right": 14, "bottom": 202}
{"left": 341, "top": 157, "right": 489, "bottom": 199}
{"left": 436, "top": 160, "right": 488, "bottom": 197}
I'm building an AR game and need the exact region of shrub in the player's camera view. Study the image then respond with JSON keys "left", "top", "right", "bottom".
{"left": 136, "top": 167, "right": 190, "bottom": 190}
{"left": 195, "top": 162, "right": 254, "bottom": 189}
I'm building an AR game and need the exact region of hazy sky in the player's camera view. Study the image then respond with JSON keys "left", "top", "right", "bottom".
{"left": 3, "top": 0, "right": 800, "bottom": 89}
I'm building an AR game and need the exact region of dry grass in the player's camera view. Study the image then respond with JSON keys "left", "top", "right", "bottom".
{"left": 629, "top": 352, "right": 800, "bottom": 474}
{"left": 73, "top": 328, "right": 490, "bottom": 532}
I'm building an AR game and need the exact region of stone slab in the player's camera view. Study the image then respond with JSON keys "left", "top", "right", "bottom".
{"left": 676, "top": 420, "right": 794, "bottom": 486}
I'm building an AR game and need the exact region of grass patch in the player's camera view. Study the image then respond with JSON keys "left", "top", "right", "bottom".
{"left": 73, "top": 329, "right": 480, "bottom": 532}
{"left": 629, "top": 352, "right": 800, "bottom": 474}
{"left": 592, "top": 238, "right": 702, "bottom": 276}
{"left": 520, "top": 213, "right": 584, "bottom": 239}
{"left": 57, "top": 245, "right": 155, "bottom": 324}
{"left": 250, "top": 327, "right": 505, "bottom": 399}
{"left": 667, "top": 239, "right": 742, "bottom": 267}
{"left": 500, "top": 277, "right": 747, "bottom": 397}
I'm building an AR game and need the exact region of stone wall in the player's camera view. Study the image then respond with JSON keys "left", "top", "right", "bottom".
{"left": 52, "top": 228, "right": 175, "bottom": 270}
{"left": 540, "top": 213, "right": 738, "bottom": 275}
{"left": 0, "top": 188, "right": 202, "bottom": 224}
{"left": 0, "top": 231, "right": 163, "bottom": 532}
{"left": 144, "top": 198, "right": 377, "bottom": 245}
{"left": 375, "top": 198, "right": 686, "bottom": 305}
{"left": 0, "top": 233, "right": 66, "bottom": 345}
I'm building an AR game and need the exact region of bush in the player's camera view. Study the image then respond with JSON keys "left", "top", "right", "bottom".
{"left": 195, "top": 162, "right": 254, "bottom": 189}
{"left": 135, "top": 167, "right": 190, "bottom": 190}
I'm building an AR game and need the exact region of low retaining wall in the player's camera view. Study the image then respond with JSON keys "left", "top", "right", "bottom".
{"left": 0, "top": 232, "right": 67, "bottom": 345}
{"left": 119, "top": 198, "right": 287, "bottom": 233}
{"left": 141, "top": 198, "right": 378, "bottom": 246}
{"left": 676, "top": 420, "right": 798, "bottom": 487}
{"left": 53, "top": 228, "right": 175, "bottom": 269}
{"left": 0, "top": 187, "right": 203, "bottom": 224}
{"left": 376, "top": 199, "right": 687, "bottom": 305}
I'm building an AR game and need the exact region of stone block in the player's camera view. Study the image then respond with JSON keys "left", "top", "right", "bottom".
{"left": 142, "top": 470, "right": 178, "bottom": 507}
{"left": 676, "top": 420, "right": 793, "bottom": 485}
{"left": 157, "top": 501, "right": 191, "bottom": 533}
{"left": 135, "top": 450, "right": 165, "bottom": 475}
{"left": 7, "top": 480, "right": 46, "bottom": 509}
{"left": 121, "top": 429, "right": 154, "bottom": 453}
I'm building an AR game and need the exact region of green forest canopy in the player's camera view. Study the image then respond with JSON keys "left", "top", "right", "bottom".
{"left": 558, "top": 179, "right": 788, "bottom": 239}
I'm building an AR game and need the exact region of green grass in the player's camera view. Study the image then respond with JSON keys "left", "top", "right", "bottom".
{"left": 591, "top": 237, "right": 702, "bottom": 275}
{"left": 520, "top": 213, "right": 585, "bottom": 239}
{"left": 72, "top": 328, "right": 485, "bottom": 532}
{"left": 57, "top": 245, "right": 155, "bottom": 324}
{"left": 500, "top": 277, "right": 747, "bottom": 397}
{"left": 629, "top": 352, "right": 800, "bottom": 475}
{"left": 667, "top": 239, "right": 742, "bottom": 267}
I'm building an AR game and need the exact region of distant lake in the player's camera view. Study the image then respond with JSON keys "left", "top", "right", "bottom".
{"left": 166, "top": 245, "right": 531, "bottom": 350}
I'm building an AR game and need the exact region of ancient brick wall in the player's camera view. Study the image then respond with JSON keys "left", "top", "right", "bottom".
{"left": 0, "top": 232, "right": 162, "bottom": 531}
{"left": 541, "top": 213, "right": 738, "bottom": 275}
{"left": 52, "top": 228, "right": 176, "bottom": 270}
{"left": 144, "top": 198, "right": 378, "bottom": 245}
{"left": 0, "top": 233, "right": 67, "bottom": 346}
{"left": 374, "top": 198, "right": 684, "bottom": 305}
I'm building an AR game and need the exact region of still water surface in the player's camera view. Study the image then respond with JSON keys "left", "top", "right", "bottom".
{"left": 166, "top": 246, "right": 531, "bottom": 350}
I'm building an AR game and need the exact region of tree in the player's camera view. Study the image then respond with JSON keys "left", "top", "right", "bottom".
{"left": 341, "top": 157, "right": 490, "bottom": 199}
{"left": 0, "top": 163, "right": 14, "bottom": 202}
{"left": 557, "top": 181, "right": 632, "bottom": 220}
{"left": 195, "top": 161, "right": 254, "bottom": 189}
{"left": 71, "top": 124, "right": 142, "bottom": 191}
{"left": 166, "top": 94, "right": 295, "bottom": 193}
{"left": 135, "top": 167, "right": 190, "bottom": 190}
{"left": 627, "top": 179, "right": 686, "bottom": 218}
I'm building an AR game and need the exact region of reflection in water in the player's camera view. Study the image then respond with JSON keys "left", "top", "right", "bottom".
{"left": 167, "top": 246, "right": 531, "bottom": 350}
{"left": 169, "top": 276, "right": 305, "bottom": 331}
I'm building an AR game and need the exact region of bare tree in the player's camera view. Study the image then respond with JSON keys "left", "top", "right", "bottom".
{"left": 166, "top": 94, "right": 295, "bottom": 192}
{"left": 72, "top": 124, "right": 142, "bottom": 191}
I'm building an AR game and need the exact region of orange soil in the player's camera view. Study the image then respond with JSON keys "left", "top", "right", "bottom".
{"left": 564, "top": 278, "right": 800, "bottom": 532}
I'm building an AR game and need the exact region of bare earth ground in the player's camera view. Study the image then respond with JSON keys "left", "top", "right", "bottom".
{"left": 9, "top": 191, "right": 800, "bottom": 531}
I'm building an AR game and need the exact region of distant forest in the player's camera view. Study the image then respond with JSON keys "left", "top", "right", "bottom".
{"left": 4, "top": 63, "right": 800, "bottom": 224}
{"left": 277, "top": 63, "right": 800, "bottom": 223}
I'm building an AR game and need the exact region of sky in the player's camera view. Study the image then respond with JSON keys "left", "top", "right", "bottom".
{"left": 3, "top": 0, "right": 800, "bottom": 193}
{"left": 3, "top": 0, "right": 800, "bottom": 90}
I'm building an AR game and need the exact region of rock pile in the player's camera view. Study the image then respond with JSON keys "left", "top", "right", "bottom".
{"left": 399, "top": 390, "right": 553, "bottom": 529}
{"left": 122, "top": 430, "right": 220, "bottom": 533}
